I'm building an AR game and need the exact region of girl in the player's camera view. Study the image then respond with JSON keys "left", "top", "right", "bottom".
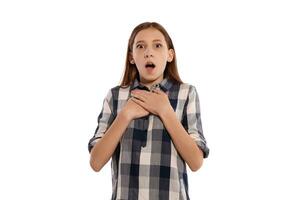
{"left": 88, "top": 22, "right": 209, "bottom": 200}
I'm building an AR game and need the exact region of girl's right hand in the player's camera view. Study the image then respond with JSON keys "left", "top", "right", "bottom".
{"left": 121, "top": 97, "right": 149, "bottom": 121}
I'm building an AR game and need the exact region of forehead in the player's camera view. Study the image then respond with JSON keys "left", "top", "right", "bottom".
{"left": 134, "top": 28, "right": 166, "bottom": 43}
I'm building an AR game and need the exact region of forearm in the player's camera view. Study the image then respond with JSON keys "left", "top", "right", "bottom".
{"left": 90, "top": 112, "right": 131, "bottom": 172}
{"left": 159, "top": 107, "right": 203, "bottom": 171}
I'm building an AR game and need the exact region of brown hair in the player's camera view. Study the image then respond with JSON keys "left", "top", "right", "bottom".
{"left": 119, "top": 22, "right": 183, "bottom": 87}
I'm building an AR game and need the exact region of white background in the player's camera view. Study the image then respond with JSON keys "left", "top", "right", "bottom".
{"left": 1, "top": 0, "right": 299, "bottom": 199}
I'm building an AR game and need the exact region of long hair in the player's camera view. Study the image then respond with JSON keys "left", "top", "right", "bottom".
{"left": 119, "top": 22, "right": 183, "bottom": 87}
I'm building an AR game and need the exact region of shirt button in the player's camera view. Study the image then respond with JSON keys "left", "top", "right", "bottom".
{"left": 150, "top": 84, "right": 159, "bottom": 92}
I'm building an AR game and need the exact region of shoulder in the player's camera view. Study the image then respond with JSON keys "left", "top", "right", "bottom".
{"left": 176, "top": 82, "right": 198, "bottom": 95}
{"left": 179, "top": 82, "right": 194, "bottom": 89}
{"left": 105, "top": 85, "right": 131, "bottom": 101}
{"left": 102, "top": 85, "right": 131, "bottom": 114}
{"left": 110, "top": 84, "right": 132, "bottom": 92}
{"left": 167, "top": 82, "right": 195, "bottom": 102}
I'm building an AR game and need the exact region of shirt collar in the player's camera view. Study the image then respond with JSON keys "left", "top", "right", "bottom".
{"left": 131, "top": 76, "right": 173, "bottom": 92}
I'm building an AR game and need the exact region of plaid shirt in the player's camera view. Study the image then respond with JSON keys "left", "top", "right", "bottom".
{"left": 88, "top": 77, "right": 209, "bottom": 200}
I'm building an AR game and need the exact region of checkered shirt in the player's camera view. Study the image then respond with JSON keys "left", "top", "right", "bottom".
{"left": 88, "top": 77, "right": 209, "bottom": 200}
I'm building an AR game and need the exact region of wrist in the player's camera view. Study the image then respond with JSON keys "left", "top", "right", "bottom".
{"left": 118, "top": 110, "right": 132, "bottom": 124}
{"left": 159, "top": 105, "right": 174, "bottom": 119}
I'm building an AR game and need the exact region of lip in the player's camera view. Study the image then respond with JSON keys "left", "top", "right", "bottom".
{"left": 145, "top": 66, "right": 155, "bottom": 74}
{"left": 144, "top": 61, "right": 156, "bottom": 68}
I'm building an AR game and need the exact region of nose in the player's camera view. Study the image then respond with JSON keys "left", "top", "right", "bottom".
{"left": 144, "top": 48, "right": 153, "bottom": 58}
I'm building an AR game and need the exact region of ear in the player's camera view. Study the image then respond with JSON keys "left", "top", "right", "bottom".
{"left": 167, "top": 49, "right": 174, "bottom": 62}
{"left": 129, "top": 53, "right": 135, "bottom": 64}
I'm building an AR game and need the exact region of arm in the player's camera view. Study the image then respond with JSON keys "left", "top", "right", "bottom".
{"left": 130, "top": 85, "right": 209, "bottom": 171}
{"left": 89, "top": 89, "right": 149, "bottom": 172}
{"left": 159, "top": 108, "right": 204, "bottom": 172}
{"left": 89, "top": 111, "right": 131, "bottom": 172}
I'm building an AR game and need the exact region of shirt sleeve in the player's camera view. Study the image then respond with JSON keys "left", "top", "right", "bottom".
{"left": 182, "top": 85, "right": 209, "bottom": 158}
{"left": 88, "top": 89, "right": 116, "bottom": 153}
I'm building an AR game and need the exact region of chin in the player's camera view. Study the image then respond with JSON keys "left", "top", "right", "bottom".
{"left": 142, "top": 75, "right": 160, "bottom": 82}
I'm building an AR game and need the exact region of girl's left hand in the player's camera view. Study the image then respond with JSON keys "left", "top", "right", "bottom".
{"left": 130, "top": 89, "right": 173, "bottom": 117}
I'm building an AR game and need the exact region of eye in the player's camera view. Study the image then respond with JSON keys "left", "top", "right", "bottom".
{"left": 136, "top": 44, "right": 144, "bottom": 49}
{"left": 155, "top": 43, "right": 162, "bottom": 48}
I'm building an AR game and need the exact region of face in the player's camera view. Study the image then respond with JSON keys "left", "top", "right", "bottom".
{"left": 130, "top": 28, "right": 174, "bottom": 87}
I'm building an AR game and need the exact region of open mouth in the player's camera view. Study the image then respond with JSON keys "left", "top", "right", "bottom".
{"left": 145, "top": 62, "right": 156, "bottom": 68}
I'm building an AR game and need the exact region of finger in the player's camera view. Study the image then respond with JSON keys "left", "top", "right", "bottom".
{"left": 135, "top": 90, "right": 151, "bottom": 96}
{"left": 130, "top": 97, "right": 140, "bottom": 105}
{"left": 153, "top": 89, "right": 165, "bottom": 95}
{"left": 132, "top": 94, "right": 146, "bottom": 102}
{"left": 151, "top": 89, "right": 159, "bottom": 94}
{"left": 132, "top": 89, "right": 149, "bottom": 94}
{"left": 131, "top": 96, "right": 148, "bottom": 109}
{"left": 131, "top": 92, "right": 148, "bottom": 100}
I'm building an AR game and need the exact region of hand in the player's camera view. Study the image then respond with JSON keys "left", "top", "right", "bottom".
{"left": 121, "top": 97, "right": 149, "bottom": 121}
{"left": 130, "top": 89, "right": 173, "bottom": 117}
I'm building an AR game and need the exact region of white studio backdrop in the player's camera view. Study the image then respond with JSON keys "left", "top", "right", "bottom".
{"left": 0, "top": 0, "right": 299, "bottom": 199}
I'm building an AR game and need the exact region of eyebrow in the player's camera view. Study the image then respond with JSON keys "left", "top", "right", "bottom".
{"left": 135, "top": 39, "right": 163, "bottom": 44}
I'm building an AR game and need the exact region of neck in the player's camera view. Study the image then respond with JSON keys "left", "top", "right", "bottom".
{"left": 140, "top": 76, "right": 164, "bottom": 90}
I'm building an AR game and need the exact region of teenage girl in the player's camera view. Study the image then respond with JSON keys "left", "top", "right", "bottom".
{"left": 88, "top": 22, "right": 209, "bottom": 200}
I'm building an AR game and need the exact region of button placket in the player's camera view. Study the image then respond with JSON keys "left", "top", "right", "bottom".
{"left": 150, "top": 84, "right": 160, "bottom": 92}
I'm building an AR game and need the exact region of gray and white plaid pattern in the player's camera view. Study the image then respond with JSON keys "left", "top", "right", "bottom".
{"left": 88, "top": 77, "right": 209, "bottom": 200}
